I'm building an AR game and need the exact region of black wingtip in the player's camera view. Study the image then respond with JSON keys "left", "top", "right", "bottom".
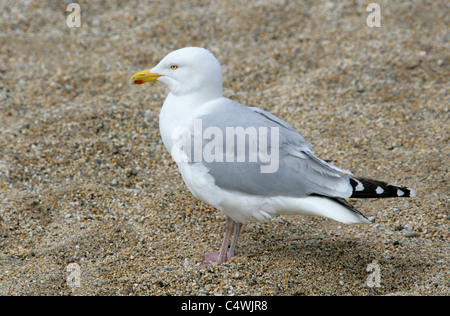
{"left": 350, "top": 177, "right": 415, "bottom": 199}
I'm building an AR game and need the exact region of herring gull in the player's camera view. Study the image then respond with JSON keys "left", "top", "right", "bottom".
{"left": 130, "top": 47, "right": 415, "bottom": 264}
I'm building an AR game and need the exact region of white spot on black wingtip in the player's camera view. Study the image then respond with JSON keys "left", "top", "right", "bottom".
{"left": 376, "top": 186, "right": 384, "bottom": 194}
{"left": 355, "top": 180, "right": 364, "bottom": 191}
{"left": 397, "top": 189, "right": 404, "bottom": 196}
{"left": 350, "top": 178, "right": 365, "bottom": 191}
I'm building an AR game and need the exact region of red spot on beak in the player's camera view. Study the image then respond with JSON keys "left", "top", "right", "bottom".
{"left": 134, "top": 80, "right": 144, "bottom": 84}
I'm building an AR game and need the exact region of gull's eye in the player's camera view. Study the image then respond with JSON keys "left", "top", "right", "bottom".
{"left": 170, "top": 65, "right": 178, "bottom": 70}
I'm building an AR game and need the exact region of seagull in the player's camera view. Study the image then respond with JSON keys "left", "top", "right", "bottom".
{"left": 130, "top": 47, "right": 415, "bottom": 265}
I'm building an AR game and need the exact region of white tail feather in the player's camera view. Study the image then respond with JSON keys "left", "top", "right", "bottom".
{"left": 275, "top": 196, "right": 371, "bottom": 225}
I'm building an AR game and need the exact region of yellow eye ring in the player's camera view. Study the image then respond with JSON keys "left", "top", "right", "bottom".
{"left": 170, "top": 65, "right": 178, "bottom": 70}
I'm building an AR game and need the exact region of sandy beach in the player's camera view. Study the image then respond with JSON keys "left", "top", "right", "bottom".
{"left": 0, "top": 0, "right": 448, "bottom": 295}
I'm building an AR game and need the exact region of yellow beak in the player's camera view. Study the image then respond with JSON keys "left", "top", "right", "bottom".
{"left": 130, "top": 68, "right": 162, "bottom": 85}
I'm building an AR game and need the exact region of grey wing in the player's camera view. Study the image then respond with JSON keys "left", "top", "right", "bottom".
{"left": 195, "top": 100, "right": 353, "bottom": 199}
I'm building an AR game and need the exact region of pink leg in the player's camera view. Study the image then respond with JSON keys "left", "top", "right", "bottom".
{"left": 204, "top": 216, "right": 241, "bottom": 265}
{"left": 228, "top": 222, "right": 241, "bottom": 259}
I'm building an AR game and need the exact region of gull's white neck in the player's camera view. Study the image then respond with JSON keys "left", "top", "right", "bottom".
{"left": 159, "top": 92, "right": 225, "bottom": 152}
